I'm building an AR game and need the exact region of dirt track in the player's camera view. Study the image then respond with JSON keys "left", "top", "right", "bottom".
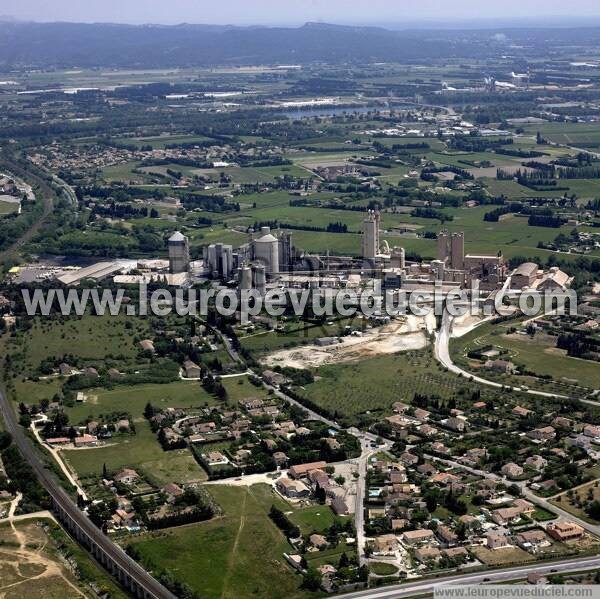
{"left": 0, "top": 517, "right": 87, "bottom": 598}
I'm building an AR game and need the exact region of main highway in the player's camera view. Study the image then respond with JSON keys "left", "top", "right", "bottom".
{"left": 0, "top": 389, "right": 176, "bottom": 599}
{"left": 338, "top": 555, "right": 600, "bottom": 599}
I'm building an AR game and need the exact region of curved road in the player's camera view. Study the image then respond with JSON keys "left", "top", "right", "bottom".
{"left": 0, "top": 389, "right": 175, "bottom": 599}
{"left": 435, "top": 310, "right": 571, "bottom": 400}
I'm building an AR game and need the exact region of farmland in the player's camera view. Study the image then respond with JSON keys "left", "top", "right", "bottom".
{"left": 296, "top": 349, "right": 501, "bottom": 424}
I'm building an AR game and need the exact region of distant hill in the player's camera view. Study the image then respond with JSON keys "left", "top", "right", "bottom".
{"left": 1, "top": 21, "right": 600, "bottom": 68}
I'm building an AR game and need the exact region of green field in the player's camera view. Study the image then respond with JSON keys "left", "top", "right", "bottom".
{"left": 62, "top": 420, "right": 207, "bottom": 484}
{"left": 240, "top": 317, "right": 363, "bottom": 356}
{"left": 287, "top": 504, "right": 348, "bottom": 535}
{"left": 297, "top": 350, "right": 496, "bottom": 423}
{"left": 3, "top": 314, "right": 150, "bottom": 374}
{"left": 0, "top": 200, "right": 18, "bottom": 214}
{"left": 64, "top": 380, "right": 217, "bottom": 424}
{"left": 451, "top": 321, "right": 600, "bottom": 394}
{"left": 127, "top": 484, "right": 306, "bottom": 599}
{"left": 523, "top": 122, "right": 600, "bottom": 148}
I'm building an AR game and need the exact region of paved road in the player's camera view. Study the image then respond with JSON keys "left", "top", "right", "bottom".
{"left": 435, "top": 310, "right": 600, "bottom": 409}
{"left": 338, "top": 555, "right": 600, "bottom": 599}
{"left": 435, "top": 310, "right": 569, "bottom": 400}
{"left": 0, "top": 389, "right": 176, "bottom": 599}
{"left": 0, "top": 155, "right": 55, "bottom": 263}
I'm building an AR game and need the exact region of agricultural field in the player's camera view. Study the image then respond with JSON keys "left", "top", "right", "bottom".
{"left": 551, "top": 479, "right": 600, "bottom": 524}
{"left": 120, "top": 134, "right": 216, "bottom": 149}
{"left": 296, "top": 350, "right": 496, "bottom": 423}
{"left": 125, "top": 484, "right": 306, "bottom": 599}
{"left": 471, "top": 546, "right": 535, "bottom": 567}
{"left": 522, "top": 122, "right": 600, "bottom": 149}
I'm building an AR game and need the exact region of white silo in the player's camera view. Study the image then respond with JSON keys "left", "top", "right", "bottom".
{"left": 253, "top": 226, "right": 279, "bottom": 276}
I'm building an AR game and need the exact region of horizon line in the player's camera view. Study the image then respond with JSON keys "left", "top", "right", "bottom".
{"left": 4, "top": 15, "right": 600, "bottom": 30}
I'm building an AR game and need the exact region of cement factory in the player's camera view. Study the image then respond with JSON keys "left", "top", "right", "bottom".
{"left": 8, "top": 212, "right": 572, "bottom": 309}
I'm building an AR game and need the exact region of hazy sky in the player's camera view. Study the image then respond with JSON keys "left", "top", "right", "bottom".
{"left": 4, "top": 0, "right": 600, "bottom": 26}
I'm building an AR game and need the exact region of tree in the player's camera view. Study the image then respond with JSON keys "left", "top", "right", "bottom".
{"left": 302, "top": 568, "right": 322, "bottom": 591}
{"left": 586, "top": 500, "right": 600, "bottom": 522}
{"left": 508, "top": 483, "right": 521, "bottom": 497}
{"left": 144, "top": 402, "right": 155, "bottom": 419}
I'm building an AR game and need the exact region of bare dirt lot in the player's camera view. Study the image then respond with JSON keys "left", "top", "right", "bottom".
{"left": 263, "top": 315, "right": 434, "bottom": 369}
{"left": 0, "top": 519, "right": 88, "bottom": 598}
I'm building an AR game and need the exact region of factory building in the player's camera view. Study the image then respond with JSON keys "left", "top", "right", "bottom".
{"left": 168, "top": 231, "right": 190, "bottom": 274}
{"left": 278, "top": 232, "right": 293, "bottom": 272}
{"left": 362, "top": 210, "right": 380, "bottom": 260}
{"left": 252, "top": 226, "right": 280, "bottom": 276}
{"left": 205, "top": 243, "right": 234, "bottom": 280}
{"left": 437, "top": 231, "right": 464, "bottom": 270}
{"left": 390, "top": 247, "right": 406, "bottom": 270}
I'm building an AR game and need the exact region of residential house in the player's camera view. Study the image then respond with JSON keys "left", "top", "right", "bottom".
{"left": 373, "top": 534, "right": 398, "bottom": 555}
{"left": 551, "top": 417, "right": 573, "bottom": 430}
{"left": 139, "top": 339, "right": 156, "bottom": 353}
{"left": 413, "top": 408, "right": 431, "bottom": 421}
{"left": 391, "top": 518, "right": 409, "bottom": 531}
{"left": 584, "top": 424, "right": 600, "bottom": 440}
{"left": 331, "top": 497, "right": 349, "bottom": 515}
{"left": 400, "top": 452, "right": 419, "bottom": 467}
{"left": 485, "top": 359, "right": 516, "bottom": 374}
{"left": 273, "top": 451, "right": 288, "bottom": 466}
{"left": 182, "top": 359, "right": 202, "bottom": 378}
{"left": 486, "top": 532, "right": 510, "bottom": 549}
{"left": 442, "top": 547, "right": 468, "bottom": 560}
{"left": 414, "top": 546, "right": 441, "bottom": 563}
{"left": 276, "top": 477, "right": 310, "bottom": 499}
{"left": 309, "top": 534, "right": 328, "bottom": 549}
{"left": 525, "top": 455, "right": 548, "bottom": 471}
{"left": 114, "top": 468, "right": 139, "bottom": 485}
{"left": 74, "top": 434, "right": 97, "bottom": 447}
{"left": 491, "top": 507, "right": 524, "bottom": 526}
{"left": 436, "top": 525, "right": 457, "bottom": 546}
{"left": 501, "top": 462, "right": 524, "bottom": 479}
{"left": 392, "top": 402, "right": 409, "bottom": 414}
{"left": 203, "top": 451, "right": 229, "bottom": 466}
{"left": 402, "top": 529, "right": 435, "bottom": 546}
{"left": 445, "top": 416, "right": 467, "bottom": 432}
{"left": 516, "top": 529, "right": 550, "bottom": 554}
{"left": 547, "top": 521, "right": 584, "bottom": 542}
{"left": 527, "top": 427, "right": 556, "bottom": 442}
{"left": 512, "top": 406, "right": 533, "bottom": 418}
{"left": 262, "top": 370, "right": 287, "bottom": 387}
{"left": 163, "top": 483, "right": 184, "bottom": 502}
